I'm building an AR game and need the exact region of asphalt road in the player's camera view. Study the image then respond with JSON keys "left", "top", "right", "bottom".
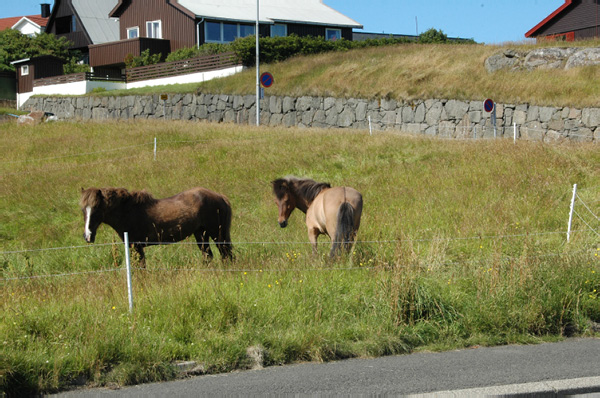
{"left": 54, "top": 338, "right": 600, "bottom": 397}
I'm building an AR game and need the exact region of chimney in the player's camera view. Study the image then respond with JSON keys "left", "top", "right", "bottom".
{"left": 41, "top": 3, "right": 51, "bottom": 18}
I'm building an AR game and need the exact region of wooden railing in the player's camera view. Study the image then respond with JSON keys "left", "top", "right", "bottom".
{"left": 126, "top": 52, "right": 240, "bottom": 83}
{"left": 31, "top": 52, "right": 240, "bottom": 88}
{"left": 34, "top": 73, "right": 87, "bottom": 87}
{"left": 34, "top": 72, "right": 126, "bottom": 87}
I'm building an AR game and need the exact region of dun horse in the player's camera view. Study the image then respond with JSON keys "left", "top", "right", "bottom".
{"left": 80, "top": 187, "right": 233, "bottom": 265}
{"left": 271, "top": 177, "right": 363, "bottom": 258}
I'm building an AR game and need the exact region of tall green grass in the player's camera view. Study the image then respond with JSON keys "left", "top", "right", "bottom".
{"left": 1, "top": 120, "right": 599, "bottom": 395}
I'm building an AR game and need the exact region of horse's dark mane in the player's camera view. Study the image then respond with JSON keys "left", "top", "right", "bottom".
{"left": 273, "top": 176, "right": 331, "bottom": 203}
{"left": 80, "top": 188, "right": 101, "bottom": 208}
{"left": 127, "top": 189, "right": 156, "bottom": 205}
{"left": 80, "top": 187, "right": 156, "bottom": 208}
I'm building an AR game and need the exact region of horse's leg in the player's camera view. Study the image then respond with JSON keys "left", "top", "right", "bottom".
{"left": 308, "top": 227, "right": 320, "bottom": 255}
{"left": 194, "top": 230, "right": 213, "bottom": 259}
{"left": 133, "top": 244, "right": 146, "bottom": 268}
{"left": 214, "top": 227, "right": 233, "bottom": 261}
{"left": 329, "top": 227, "right": 340, "bottom": 259}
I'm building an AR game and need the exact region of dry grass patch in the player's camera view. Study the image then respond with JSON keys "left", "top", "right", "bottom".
{"left": 193, "top": 41, "right": 600, "bottom": 107}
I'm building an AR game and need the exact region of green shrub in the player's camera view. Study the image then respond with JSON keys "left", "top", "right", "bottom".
{"left": 63, "top": 55, "right": 91, "bottom": 74}
{"left": 162, "top": 32, "right": 471, "bottom": 68}
{"left": 165, "top": 43, "right": 231, "bottom": 63}
{"left": 125, "top": 49, "right": 162, "bottom": 69}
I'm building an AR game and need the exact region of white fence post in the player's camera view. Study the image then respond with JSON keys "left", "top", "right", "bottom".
{"left": 153, "top": 137, "right": 157, "bottom": 161}
{"left": 368, "top": 116, "right": 372, "bottom": 136}
{"left": 513, "top": 122, "right": 517, "bottom": 144}
{"left": 567, "top": 184, "right": 577, "bottom": 242}
{"left": 124, "top": 232, "right": 134, "bottom": 313}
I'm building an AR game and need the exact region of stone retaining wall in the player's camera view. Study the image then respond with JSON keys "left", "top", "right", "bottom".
{"left": 23, "top": 94, "right": 600, "bottom": 142}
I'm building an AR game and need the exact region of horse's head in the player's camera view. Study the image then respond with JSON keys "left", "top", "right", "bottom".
{"left": 79, "top": 188, "right": 106, "bottom": 243}
{"left": 271, "top": 178, "right": 297, "bottom": 228}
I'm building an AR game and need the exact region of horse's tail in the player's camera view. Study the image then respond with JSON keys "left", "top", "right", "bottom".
{"left": 331, "top": 201, "right": 355, "bottom": 257}
{"left": 217, "top": 197, "right": 234, "bottom": 260}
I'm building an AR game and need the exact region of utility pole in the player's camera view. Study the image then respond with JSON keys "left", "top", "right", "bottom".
{"left": 256, "top": 0, "right": 260, "bottom": 126}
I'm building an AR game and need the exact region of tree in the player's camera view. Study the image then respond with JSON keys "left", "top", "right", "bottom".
{"left": 0, "top": 29, "right": 72, "bottom": 72}
{"left": 418, "top": 28, "right": 449, "bottom": 44}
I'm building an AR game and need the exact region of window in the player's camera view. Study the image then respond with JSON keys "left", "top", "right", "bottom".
{"left": 223, "top": 23, "right": 237, "bottom": 42}
{"left": 146, "top": 20, "right": 162, "bottom": 39}
{"left": 55, "top": 15, "right": 75, "bottom": 34}
{"left": 239, "top": 25, "right": 255, "bottom": 38}
{"left": 205, "top": 21, "right": 255, "bottom": 43}
{"left": 21, "top": 65, "right": 29, "bottom": 76}
{"left": 127, "top": 27, "right": 139, "bottom": 39}
{"left": 270, "top": 24, "right": 287, "bottom": 37}
{"left": 206, "top": 21, "right": 221, "bottom": 42}
{"left": 326, "top": 28, "right": 341, "bottom": 41}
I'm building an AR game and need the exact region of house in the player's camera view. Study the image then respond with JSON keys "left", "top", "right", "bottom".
{"left": 44, "top": 0, "right": 120, "bottom": 56}
{"left": 11, "top": 56, "right": 66, "bottom": 95}
{"left": 0, "top": 4, "right": 50, "bottom": 36}
{"left": 526, "top": 0, "right": 600, "bottom": 42}
{"left": 89, "top": 0, "right": 362, "bottom": 71}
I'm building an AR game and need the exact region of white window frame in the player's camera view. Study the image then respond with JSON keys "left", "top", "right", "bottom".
{"left": 326, "top": 28, "right": 341, "bottom": 41}
{"left": 205, "top": 21, "right": 255, "bottom": 43}
{"left": 21, "top": 65, "right": 29, "bottom": 76}
{"left": 146, "top": 20, "right": 162, "bottom": 39}
{"left": 270, "top": 24, "right": 287, "bottom": 37}
{"left": 127, "top": 26, "right": 139, "bottom": 39}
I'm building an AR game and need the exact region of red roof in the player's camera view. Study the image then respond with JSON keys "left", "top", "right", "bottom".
{"left": 525, "top": 0, "right": 573, "bottom": 38}
{"left": 0, "top": 14, "right": 49, "bottom": 31}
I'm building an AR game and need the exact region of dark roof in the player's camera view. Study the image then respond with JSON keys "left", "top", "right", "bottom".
{"left": 525, "top": 0, "right": 574, "bottom": 38}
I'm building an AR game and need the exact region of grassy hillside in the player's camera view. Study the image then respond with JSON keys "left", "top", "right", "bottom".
{"left": 103, "top": 40, "right": 600, "bottom": 108}
{"left": 1, "top": 120, "right": 599, "bottom": 394}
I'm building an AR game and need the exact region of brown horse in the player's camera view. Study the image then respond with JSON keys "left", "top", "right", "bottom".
{"left": 271, "top": 177, "right": 363, "bottom": 258}
{"left": 80, "top": 187, "right": 233, "bottom": 265}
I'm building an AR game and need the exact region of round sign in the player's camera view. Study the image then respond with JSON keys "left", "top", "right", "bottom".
{"left": 483, "top": 98, "right": 494, "bottom": 113}
{"left": 260, "top": 72, "right": 274, "bottom": 88}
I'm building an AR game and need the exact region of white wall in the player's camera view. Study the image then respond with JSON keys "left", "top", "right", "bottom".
{"left": 126, "top": 65, "right": 243, "bottom": 89}
{"left": 18, "top": 65, "right": 243, "bottom": 109}
{"left": 18, "top": 81, "right": 127, "bottom": 109}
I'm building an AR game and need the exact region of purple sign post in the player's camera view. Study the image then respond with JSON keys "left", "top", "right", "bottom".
{"left": 483, "top": 98, "right": 497, "bottom": 138}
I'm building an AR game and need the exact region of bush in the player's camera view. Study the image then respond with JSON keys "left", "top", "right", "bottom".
{"left": 63, "top": 55, "right": 91, "bottom": 74}
{"left": 161, "top": 31, "right": 476, "bottom": 68}
{"left": 124, "top": 49, "right": 162, "bottom": 69}
{"left": 230, "top": 34, "right": 414, "bottom": 67}
{"left": 418, "top": 28, "right": 448, "bottom": 44}
{"left": 165, "top": 43, "right": 230, "bottom": 63}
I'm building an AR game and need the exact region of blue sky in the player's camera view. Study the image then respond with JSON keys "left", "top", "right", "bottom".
{"left": 2, "top": 0, "right": 564, "bottom": 44}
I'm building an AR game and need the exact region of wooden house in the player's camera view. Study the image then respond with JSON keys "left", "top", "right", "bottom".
{"left": 45, "top": 0, "right": 120, "bottom": 54}
{"left": 11, "top": 56, "right": 66, "bottom": 95}
{"left": 89, "top": 0, "right": 362, "bottom": 71}
{"left": 526, "top": 0, "right": 600, "bottom": 41}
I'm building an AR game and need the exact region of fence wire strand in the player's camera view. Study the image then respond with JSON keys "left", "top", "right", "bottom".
{"left": 1, "top": 267, "right": 122, "bottom": 281}
{"left": 3, "top": 247, "right": 596, "bottom": 283}
{"left": 574, "top": 210, "right": 600, "bottom": 237}
{"left": 576, "top": 193, "right": 600, "bottom": 221}
{"left": 0, "top": 142, "right": 153, "bottom": 165}
{"left": 0, "top": 230, "right": 574, "bottom": 256}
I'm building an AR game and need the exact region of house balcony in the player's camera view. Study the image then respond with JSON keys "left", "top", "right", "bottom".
{"left": 89, "top": 37, "right": 171, "bottom": 69}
